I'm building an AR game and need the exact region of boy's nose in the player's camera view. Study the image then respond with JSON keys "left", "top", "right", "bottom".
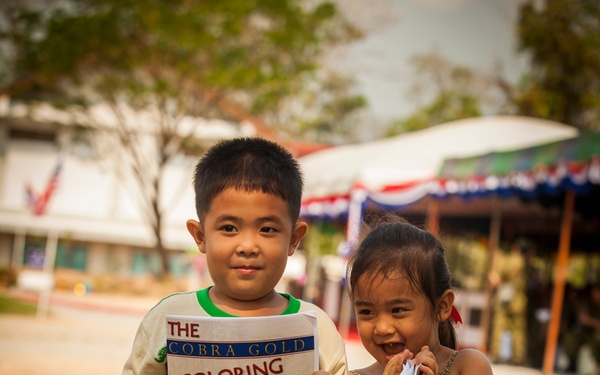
{"left": 235, "top": 235, "right": 259, "bottom": 256}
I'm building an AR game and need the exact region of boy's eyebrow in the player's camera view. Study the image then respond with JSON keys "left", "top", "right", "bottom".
{"left": 256, "top": 215, "right": 285, "bottom": 224}
{"left": 214, "top": 214, "right": 241, "bottom": 223}
{"left": 214, "top": 214, "right": 285, "bottom": 225}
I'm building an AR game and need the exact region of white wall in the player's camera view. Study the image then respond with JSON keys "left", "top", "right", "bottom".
{"left": 0, "top": 138, "right": 199, "bottom": 251}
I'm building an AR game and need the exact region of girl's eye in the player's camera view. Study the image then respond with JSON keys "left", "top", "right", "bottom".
{"left": 391, "top": 307, "right": 404, "bottom": 314}
{"left": 221, "top": 225, "right": 237, "bottom": 232}
{"left": 357, "top": 309, "right": 373, "bottom": 316}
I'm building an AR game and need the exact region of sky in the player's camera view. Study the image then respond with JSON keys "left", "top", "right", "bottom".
{"left": 331, "top": 0, "right": 528, "bottom": 127}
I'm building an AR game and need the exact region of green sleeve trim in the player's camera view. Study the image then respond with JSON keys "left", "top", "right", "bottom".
{"left": 196, "top": 287, "right": 301, "bottom": 317}
{"left": 281, "top": 293, "right": 301, "bottom": 315}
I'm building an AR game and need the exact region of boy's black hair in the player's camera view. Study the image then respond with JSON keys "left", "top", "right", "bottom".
{"left": 192, "top": 137, "right": 303, "bottom": 223}
{"left": 347, "top": 215, "right": 458, "bottom": 349}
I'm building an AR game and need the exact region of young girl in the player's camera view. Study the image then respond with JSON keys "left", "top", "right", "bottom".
{"left": 346, "top": 217, "right": 493, "bottom": 375}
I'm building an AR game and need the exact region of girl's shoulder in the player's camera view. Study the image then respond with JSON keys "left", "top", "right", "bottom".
{"left": 348, "top": 363, "right": 381, "bottom": 375}
{"left": 452, "top": 348, "right": 493, "bottom": 375}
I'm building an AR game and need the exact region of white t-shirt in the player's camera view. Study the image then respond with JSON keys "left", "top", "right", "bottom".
{"left": 122, "top": 287, "right": 348, "bottom": 375}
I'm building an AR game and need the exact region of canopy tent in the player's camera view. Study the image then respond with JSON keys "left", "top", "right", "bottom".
{"left": 435, "top": 131, "right": 600, "bottom": 200}
{"left": 300, "top": 117, "right": 596, "bottom": 371}
{"left": 299, "top": 116, "right": 579, "bottom": 220}
{"left": 432, "top": 131, "right": 600, "bottom": 375}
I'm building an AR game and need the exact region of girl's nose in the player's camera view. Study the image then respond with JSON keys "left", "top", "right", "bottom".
{"left": 373, "top": 317, "right": 395, "bottom": 336}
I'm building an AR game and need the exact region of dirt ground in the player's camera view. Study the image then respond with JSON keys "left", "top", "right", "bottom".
{"left": 0, "top": 291, "right": 152, "bottom": 375}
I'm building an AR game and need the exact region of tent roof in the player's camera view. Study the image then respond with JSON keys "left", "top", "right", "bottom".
{"left": 434, "top": 131, "right": 600, "bottom": 200}
{"left": 439, "top": 132, "right": 600, "bottom": 179}
{"left": 300, "top": 116, "right": 579, "bottom": 201}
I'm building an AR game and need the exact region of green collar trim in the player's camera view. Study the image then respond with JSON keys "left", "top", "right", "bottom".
{"left": 196, "top": 287, "right": 300, "bottom": 317}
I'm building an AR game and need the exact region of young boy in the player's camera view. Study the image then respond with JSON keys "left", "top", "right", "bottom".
{"left": 122, "top": 137, "right": 348, "bottom": 375}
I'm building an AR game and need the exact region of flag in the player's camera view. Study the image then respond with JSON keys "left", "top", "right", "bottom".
{"left": 25, "top": 158, "right": 63, "bottom": 216}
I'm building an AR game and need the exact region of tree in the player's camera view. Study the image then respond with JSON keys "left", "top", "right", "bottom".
{"left": 386, "top": 52, "right": 505, "bottom": 136}
{"left": 512, "top": 0, "right": 600, "bottom": 130}
{"left": 0, "top": 0, "right": 363, "bottom": 278}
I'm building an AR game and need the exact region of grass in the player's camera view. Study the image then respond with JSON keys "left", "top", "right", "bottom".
{"left": 0, "top": 294, "right": 38, "bottom": 315}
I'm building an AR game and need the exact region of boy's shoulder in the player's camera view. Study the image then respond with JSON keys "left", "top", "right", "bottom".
{"left": 295, "top": 298, "right": 336, "bottom": 325}
{"left": 144, "top": 291, "right": 202, "bottom": 319}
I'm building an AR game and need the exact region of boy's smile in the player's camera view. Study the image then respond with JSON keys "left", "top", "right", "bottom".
{"left": 187, "top": 187, "right": 306, "bottom": 315}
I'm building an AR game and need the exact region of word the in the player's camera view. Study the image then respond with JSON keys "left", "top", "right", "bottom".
{"left": 169, "top": 321, "right": 200, "bottom": 338}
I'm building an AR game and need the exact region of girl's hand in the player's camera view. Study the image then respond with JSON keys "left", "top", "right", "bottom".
{"left": 412, "top": 346, "right": 437, "bottom": 375}
{"left": 383, "top": 348, "right": 413, "bottom": 375}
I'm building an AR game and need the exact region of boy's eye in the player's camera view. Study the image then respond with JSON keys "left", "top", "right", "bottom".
{"left": 221, "top": 225, "right": 237, "bottom": 232}
{"left": 260, "top": 226, "right": 277, "bottom": 233}
{"left": 391, "top": 307, "right": 404, "bottom": 314}
{"left": 357, "top": 308, "right": 373, "bottom": 316}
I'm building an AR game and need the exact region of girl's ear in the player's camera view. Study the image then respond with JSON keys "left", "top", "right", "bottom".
{"left": 437, "top": 289, "right": 456, "bottom": 322}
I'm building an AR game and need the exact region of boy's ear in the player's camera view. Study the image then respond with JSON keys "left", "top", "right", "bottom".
{"left": 437, "top": 289, "right": 455, "bottom": 322}
{"left": 288, "top": 221, "right": 308, "bottom": 256}
{"left": 186, "top": 219, "right": 206, "bottom": 254}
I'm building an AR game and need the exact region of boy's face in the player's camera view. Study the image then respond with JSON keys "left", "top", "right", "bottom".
{"left": 187, "top": 187, "right": 307, "bottom": 306}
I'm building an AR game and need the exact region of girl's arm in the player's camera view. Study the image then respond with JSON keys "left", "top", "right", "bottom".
{"left": 454, "top": 348, "right": 493, "bottom": 375}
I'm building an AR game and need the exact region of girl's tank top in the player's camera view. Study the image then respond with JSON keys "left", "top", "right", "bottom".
{"left": 348, "top": 350, "right": 458, "bottom": 375}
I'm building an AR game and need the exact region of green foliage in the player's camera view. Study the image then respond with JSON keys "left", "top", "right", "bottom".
{"left": 385, "top": 52, "right": 495, "bottom": 136}
{"left": 304, "top": 220, "right": 345, "bottom": 256}
{"left": 514, "top": 0, "right": 600, "bottom": 130}
{"left": 0, "top": 294, "right": 37, "bottom": 315}
{"left": 1, "top": 0, "right": 364, "bottom": 139}
{"left": 443, "top": 235, "right": 488, "bottom": 291}
{"left": 387, "top": 91, "right": 481, "bottom": 135}
{"left": 266, "top": 71, "right": 367, "bottom": 144}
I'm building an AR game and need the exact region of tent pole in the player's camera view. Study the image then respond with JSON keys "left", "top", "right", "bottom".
{"left": 480, "top": 196, "right": 501, "bottom": 353}
{"left": 303, "top": 219, "right": 323, "bottom": 304}
{"left": 426, "top": 198, "right": 440, "bottom": 237}
{"left": 542, "top": 188, "right": 575, "bottom": 375}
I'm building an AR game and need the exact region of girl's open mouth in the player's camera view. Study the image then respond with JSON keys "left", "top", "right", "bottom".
{"left": 381, "top": 343, "right": 404, "bottom": 360}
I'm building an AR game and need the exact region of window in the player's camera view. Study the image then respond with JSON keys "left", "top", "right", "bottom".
{"left": 130, "top": 250, "right": 190, "bottom": 277}
{"left": 9, "top": 128, "right": 56, "bottom": 142}
{"left": 131, "top": 251, "right": 161, "bottom": 276}
{"left": 469, "top": 307, "right": 482, "bottom": 327}
{"left": 55, "top": 244, "right": 88, "bottom": 271}
{"left": 23, "top": 240, "right": 46, "bottom": 269}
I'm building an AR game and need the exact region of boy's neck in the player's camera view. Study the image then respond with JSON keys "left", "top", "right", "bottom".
{"left": 208, "top": 287, "right": 289, "bottom": 317}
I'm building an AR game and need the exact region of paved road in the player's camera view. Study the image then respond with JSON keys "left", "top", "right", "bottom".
{"left": 0, "top": 289, "right": 554, "bottom": 375}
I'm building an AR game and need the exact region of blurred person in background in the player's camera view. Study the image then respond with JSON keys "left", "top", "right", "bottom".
{"left": 489, "top": 238, "right": 527, "bottom": 365}
{"left": 562, "top": 284, "right": 600, "bottom": 374}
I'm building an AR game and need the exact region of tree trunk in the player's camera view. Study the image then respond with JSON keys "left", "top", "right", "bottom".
{"left": 151, "top": 173, "right": 170, "bottom": 280}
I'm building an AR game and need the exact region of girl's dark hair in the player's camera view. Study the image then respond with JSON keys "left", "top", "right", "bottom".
{"left": 347, "top": 215, "right": 457, "bottom": 349}
{"left": 192, "top": 137, "right": 303, "bottom": 224}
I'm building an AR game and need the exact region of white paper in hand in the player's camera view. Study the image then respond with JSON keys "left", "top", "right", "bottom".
{"left": 399, "top": 359, "right": 421, "bottom": 375}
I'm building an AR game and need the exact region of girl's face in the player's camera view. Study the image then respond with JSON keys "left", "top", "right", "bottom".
{"left": 352, "top": 271, "right": 440, "bottom": 368}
